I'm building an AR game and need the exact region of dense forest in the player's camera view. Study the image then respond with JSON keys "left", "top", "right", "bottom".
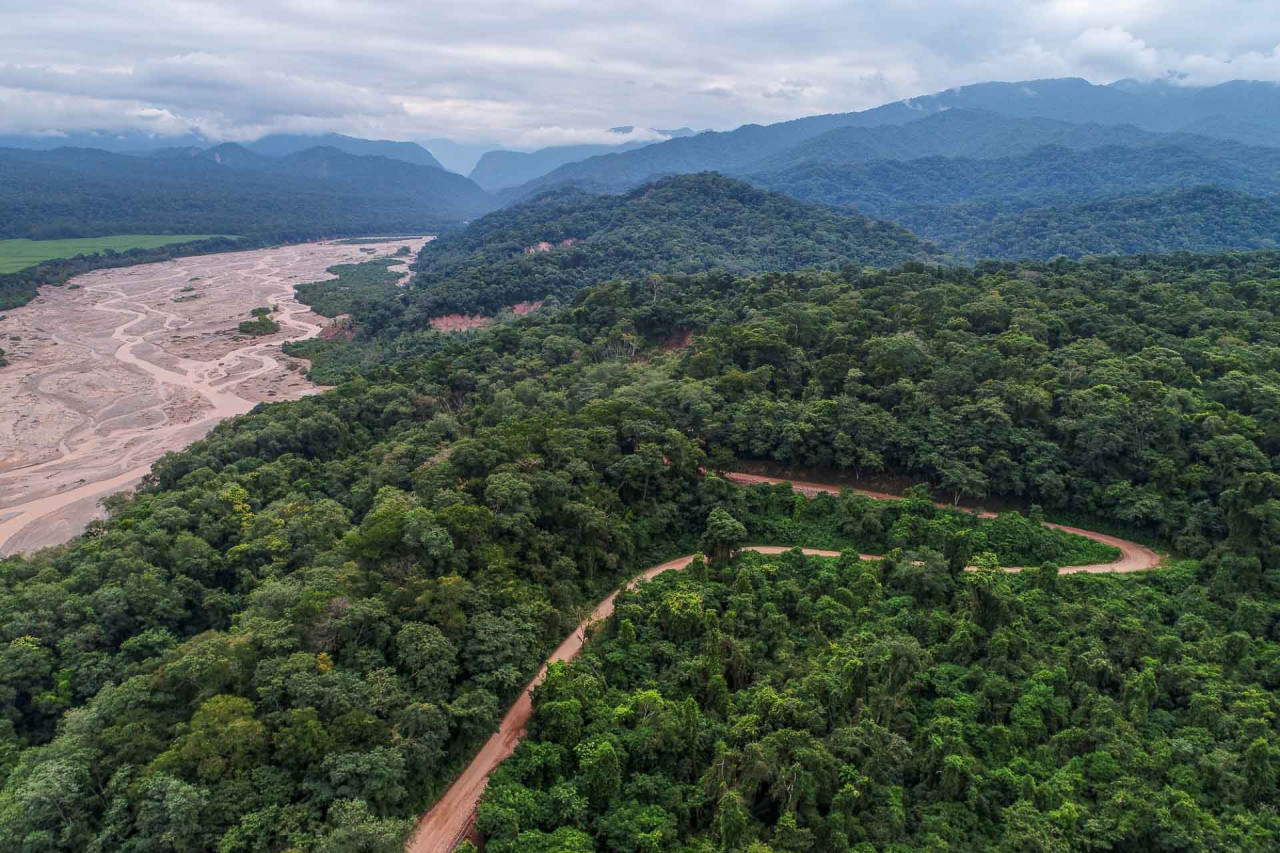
{"left": 4, "top": 241, "right": 1280, "bottom": 850}
{"left": 293, "top": 257, "right": 410, "bottom": 319}
{"left": 482, "top": 545, "right": 1277, "bottom": 851}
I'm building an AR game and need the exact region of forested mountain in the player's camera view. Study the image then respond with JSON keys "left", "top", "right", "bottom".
{"left": 0, "top": 144, "right": 495, "bottom": 240}
{"left": 751, "top": 141, "right": 1280, "bottom": 212}
{"left": 5, "top": 249, "right": 1280, "bottom": 851}
{"left": 744, "top": 109, "right": 1197, "bottom": 173}
{"left": 507, "top": 78, "right": 1280, "bottom": 199}
{"left": 934, "top": 186, "right": 1280, "bottom": 260}
{"left": 243, "top": 133, "right": 446, "bottom": 169}
{"left": 748, "top": 140, "right": 1280, "bottom": 260}
{"left": 469, "top": 128, "right": 697, "bottom": 190}
{"left": 377, "top": 173, "right": 942, "bottom": 328}
{"left": 0, "top": 129, "right": 216, "bottom": 154}
{"left": 0, "top": 130, "right": 448, "bottom": 169}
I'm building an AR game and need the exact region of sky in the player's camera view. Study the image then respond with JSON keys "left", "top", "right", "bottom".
{"left": 2, "top": 0, "right": 1279, "bottom": 148}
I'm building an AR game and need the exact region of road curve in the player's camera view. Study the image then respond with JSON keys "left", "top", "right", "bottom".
{"left": 406, "top": 473, "right": 1161, "bottom": 853}
{"left": 721, "top": 473, "right": 1160, "bottom": 574}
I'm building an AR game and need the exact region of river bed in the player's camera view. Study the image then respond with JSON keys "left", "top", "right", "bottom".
{"left": 0, "top": 238, "right": 430, "bottom": 555}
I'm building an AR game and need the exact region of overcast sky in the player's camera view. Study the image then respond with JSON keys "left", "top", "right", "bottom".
{"left": 2, "top": 0, "right": 1279, "bottom": 147}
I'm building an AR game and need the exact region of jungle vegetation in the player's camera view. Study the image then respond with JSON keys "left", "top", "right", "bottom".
{"left": 3, "top": 243, "right": 1280, "bottom": 851}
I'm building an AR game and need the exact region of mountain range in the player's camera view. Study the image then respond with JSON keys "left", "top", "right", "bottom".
{"left": 4, "top": 76, "right": 1280, "bottom": 260}
{"left": 504, "top": 77, "right": 1280, "bottom": 197}
{"left": 0, "top": 143, "right": 495, "bottom": 240}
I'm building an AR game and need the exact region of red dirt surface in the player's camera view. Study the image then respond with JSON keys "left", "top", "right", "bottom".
{"left": 428, "top": 302, "right": 542, "bottom": 331}
{"left": 318, "top": 319, "right": 355, "bottom": 342}
{"left": 406, "top": 473, "right": 1161, "bottom": 853}
{"left": 658, "top": 328, "right": 695, "bottom": 352}
{"left": 509, "top": 300, "right": 542, "bottom": 316}
{"left": 523, "top": 239, "right": 579, "bottom": 254}
{"left": 429, "top": 313, "right": 493, "bottom": 332}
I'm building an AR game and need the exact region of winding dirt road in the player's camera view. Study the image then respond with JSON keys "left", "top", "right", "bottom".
{"left": 722, "top": 473, "right": 1160, "bottom": 574}
{"left": 406, "top": 473, "right": 1161, "bottom": 853}
{"left": 0, "top": 239, "right": 431, "bottom": 554}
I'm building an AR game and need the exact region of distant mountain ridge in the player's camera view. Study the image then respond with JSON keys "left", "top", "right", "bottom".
{"left": 507, "top": 78, "right": 1280, "bottom": 199}
{"left": 0, "top": 143, "right": 495, "bottom": 240}
{"left": 944, "top": 186, "right": 1280, "bottom": 260}
{"left": 468, "top": 127, "right": 697, "bottom": 190}
{"left": 0, "top": 129, "right": 449, "bottom": 171}
{"left": 245, "top": 133, "right": 446, "bottom": 170}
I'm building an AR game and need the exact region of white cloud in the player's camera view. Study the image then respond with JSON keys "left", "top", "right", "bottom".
{"left": 1067, "top": 27, "right": 1164, "bottom": 78}
{"left": 1177, "top": 44, "right": 1280, "bottom": 86}
{"left": 510, "top": 126, "right": 668, "bottom": 148}
{"left": 0, "top": 0, "right": 1277, "bottom": 145}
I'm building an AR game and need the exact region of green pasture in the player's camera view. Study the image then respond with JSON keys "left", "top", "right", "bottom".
{"left": 0, "top": 235, "right": 230, "bottom": 274}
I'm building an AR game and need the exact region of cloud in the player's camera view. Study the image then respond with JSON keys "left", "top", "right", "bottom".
{"left": 1067, "top": 27, "right": 1164, "bottom": 78}
{"left": 763, "top": 78, "right": 814, "bottom": 99}
{"left": 1, "top": 0, "right": 1278, "bottom": 145}
{"left": 509, "top": 125, "right": 669, "bottom": 148}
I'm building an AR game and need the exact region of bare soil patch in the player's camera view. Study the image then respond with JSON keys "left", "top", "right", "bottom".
{"left": 428, "top": 300, "right": 543, "bottom": 332}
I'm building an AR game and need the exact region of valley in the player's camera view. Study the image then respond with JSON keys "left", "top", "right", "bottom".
{"left": 0, "top": 238, "right": 430, "bottom": 554}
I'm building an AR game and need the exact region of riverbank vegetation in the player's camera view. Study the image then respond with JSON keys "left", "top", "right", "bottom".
{"left": 294, "top": 258, "right": 408, "bottom": 318}
{"left": 237, "top": 306, "right": 281, "bottom": 336}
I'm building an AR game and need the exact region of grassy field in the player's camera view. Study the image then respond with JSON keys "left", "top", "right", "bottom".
{"left": 0, "top": 235, "right": 230, "bottom": 274}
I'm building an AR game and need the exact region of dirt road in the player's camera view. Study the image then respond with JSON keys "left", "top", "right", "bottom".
{"left": 406, "top": 473, "right": 1161, "bottom": 852}
{"left": 721, "top": 473, "right": 1160, "bottom": 573}
{"left": 0, "top": 238, "right": 431, "bottom": 554}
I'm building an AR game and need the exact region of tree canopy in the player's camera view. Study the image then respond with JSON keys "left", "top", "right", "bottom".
{"left": 4, "top": 227, "right": 1280, "bottom": 850}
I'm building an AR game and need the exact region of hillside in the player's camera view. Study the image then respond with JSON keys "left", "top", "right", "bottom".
{"left": 0, "top": 145, "right": 495, "bottom": 240}
{"left": 395, "top": 173, "right": 943, "bottom": 320}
